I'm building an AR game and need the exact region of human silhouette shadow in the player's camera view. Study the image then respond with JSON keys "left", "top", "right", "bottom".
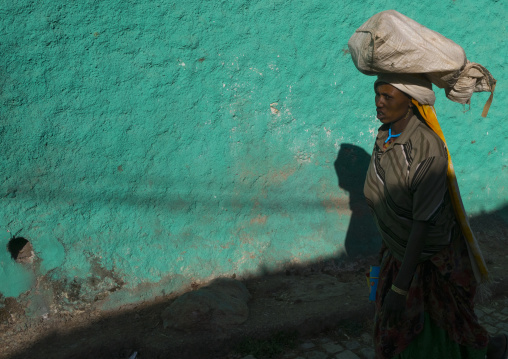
{"left": 334, "top": 143, "right": 380, "bottom": 258}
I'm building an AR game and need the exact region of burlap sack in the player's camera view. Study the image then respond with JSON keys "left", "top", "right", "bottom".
{"left": 348, "top": 10, "right": 496, "bottom": 110}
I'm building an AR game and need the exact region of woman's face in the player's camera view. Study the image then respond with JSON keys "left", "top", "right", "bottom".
{"left": 375, "top": 84, "right": 412, "bottom": 124}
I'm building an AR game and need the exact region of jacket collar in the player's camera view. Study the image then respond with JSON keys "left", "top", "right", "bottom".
{"left": 376, "top": 115, "right": 421, "bottom": 150}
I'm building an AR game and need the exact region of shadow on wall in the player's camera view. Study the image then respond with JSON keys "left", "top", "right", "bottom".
{"left": 334, "top": 143, "right": 380, "bottom": 258}
{"left": 3, "top": 205, "right": 508, "bottom": 359}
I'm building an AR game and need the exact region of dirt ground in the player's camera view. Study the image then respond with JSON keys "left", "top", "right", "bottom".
{"left": 1, "top": 212, "right": 507, "bottom": 359}
{"left": 1, "top": 258, "right": 375, "bottom": 359}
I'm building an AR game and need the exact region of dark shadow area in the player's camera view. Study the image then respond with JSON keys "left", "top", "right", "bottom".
{"left": 334, "top": 143, "right": 380, "bottom": 258}
{"left": 2, "top": 261, "right": 376, "bottom": 359}
{"left": 1, "top": 205, "right": 507, "bottom": 359}
{"left": 7, "top": 236, "right": 30, "bottom": 261}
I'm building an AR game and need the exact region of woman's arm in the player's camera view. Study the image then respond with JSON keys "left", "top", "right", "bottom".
{"left": 393, "top": 220, "right": 429, "bottom": 289}
{"left": 381, "top": 220, "right": 430, "bottom": 327}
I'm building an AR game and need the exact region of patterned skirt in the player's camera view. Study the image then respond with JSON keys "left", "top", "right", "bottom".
{"left": 374, "top": 233, "right": 489, "bottom": 358}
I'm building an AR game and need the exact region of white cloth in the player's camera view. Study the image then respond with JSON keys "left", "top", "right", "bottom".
{"left": 375, "top": 73, "right": 436, "bottom": 106}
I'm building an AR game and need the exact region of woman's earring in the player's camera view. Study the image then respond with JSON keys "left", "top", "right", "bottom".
{"left": 404, "top": 107, "right": 411, "bottom": 120}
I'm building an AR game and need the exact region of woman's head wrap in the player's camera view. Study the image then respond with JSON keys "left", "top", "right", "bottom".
{"left": 374, "top": 73, "right": 436, "bottom": 106}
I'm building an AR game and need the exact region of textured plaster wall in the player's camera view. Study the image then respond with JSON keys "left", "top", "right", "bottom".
{"left": 1, "top": 0, "right": 506, "bottom": 310}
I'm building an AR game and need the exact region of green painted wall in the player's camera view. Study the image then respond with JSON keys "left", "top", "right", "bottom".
{"left": 1, "top": 0, "right": 506, "bottom": 310}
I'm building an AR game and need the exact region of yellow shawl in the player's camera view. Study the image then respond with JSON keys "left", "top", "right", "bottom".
{"left": 412, "top": 99, "right": 489, "bottom": 284}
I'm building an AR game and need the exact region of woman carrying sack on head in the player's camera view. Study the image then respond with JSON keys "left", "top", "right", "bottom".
{"left": 364, "top": 74, "right": 506, "bottom": 358}
{"left": 348, "top": 10, "right": 502, "bottom": 358}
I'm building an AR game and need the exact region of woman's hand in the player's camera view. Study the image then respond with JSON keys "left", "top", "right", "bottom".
{"left": 379, "top": 220, "right": 430, "bottom": 328}
{"left": 380, "top": 289, "right": 407, "bottom": 328}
